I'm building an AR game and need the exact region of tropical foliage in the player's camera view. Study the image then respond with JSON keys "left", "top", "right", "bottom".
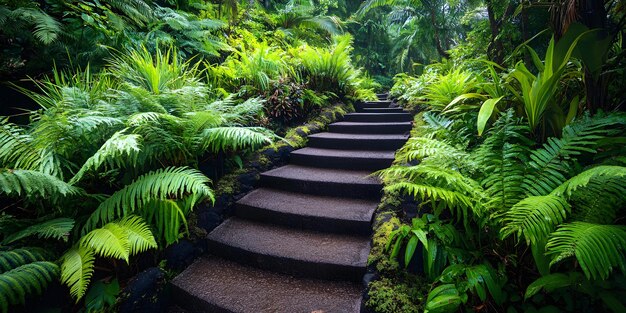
{"left": 375, "top": 14, "right": 626, "bottom": 311}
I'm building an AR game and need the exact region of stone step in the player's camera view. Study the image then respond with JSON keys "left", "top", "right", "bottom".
{"left": 344, "top": 112, "right": 412, "bottom": 123}
{"left": 171, "top": 257, "right": 362, "bottom": 313}
{"left": 376, "top": 93, "right": 388, "bottom": 99}
{"left": 360, "top": 107, "right": 405, "bottom": 113}
{"left": 358, "top": 101, "right": 392, "bottom": 109}
{"left": 328, "top": 121, "right": 412, "bottom": 134}
{"left": 308, "top": 132, "right": 408, "bottom": 151}
{"left": 260, "top": 164, "right": 381, "bottom": 199}
{"left": 235, "top": 188, "right": 376, "bottom": 235}
{"left": 290, "top": 147, "right": 395, "bottom": 170}
{"left": 207, "top": 218, "right": 370, "bottom": 281}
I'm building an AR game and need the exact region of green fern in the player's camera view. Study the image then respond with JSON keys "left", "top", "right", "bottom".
{"left": 380, "top": 165, "right": 484, "bottom": 220}
{"left": 60, "top": 246, "right": 95, "bottom": 300}
{"left": 546, "top": 222, "right": 626, "bottom": 280}
{"left": 2, "top": 218, "right": 74, "bottom": 245}
{"left": 523, "top": 114, "right": 626, "bottom": 196}
{"left": 83, "top": 167, "right": 213, "bottom": 232}
{"left": 9, "top": 8, "right": 61, "bottom": 44}
{"left": 140, "top": 199, "right": 187, "bottom": 245}
{"left": 395, "top": 137, "right": 468, "bottom": 165}
{"left": 551, "top": 165, "right": 626, "bottom": 197}
{"left": 474, "top": 111, "right": 531, "bottom": 213}
{"left": 0, "top": 169, "right": 81, "bottom": 200}
{"left": 80, "top": 216, "right": 156, "bottom": 261}
{"left": 198, "top": 127, "right": 277, "bottom": 153}
{"left": 70, "top": 131, "right": 142, "bottom": 184}
{"left": 0, "top": 261, "right": 59, "bottom": 313}
{"left": 62, "top": 216, "right": 157, "bottom": 301}
{"left": 500, "top": 195, "right": 571, "bottom": 245}
{"left": 0, "top": 119, "right": 41, "bottom": 172}
{"left": 0, "top": 249, "right": 50, "bottom": 272}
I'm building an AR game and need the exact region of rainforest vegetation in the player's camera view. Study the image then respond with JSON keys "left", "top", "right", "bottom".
{"left": 0, "top": 0, "right": 625, "bottom": 312}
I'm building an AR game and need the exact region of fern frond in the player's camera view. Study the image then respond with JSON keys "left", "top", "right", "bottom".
{"left": 60, "top": 247, "right": 95, "bottom": 300}
{"left": 70, "top": 131, "right": 142, "bottom": 184}
{"left": 546, "top": 222, "right": 626, "bottom": 280}
{"left": 551, "top": 166, "right": 626, "bottom": 197}
{"left": 0, "top": 248, "right": 49, "bottom": 272}
{"left": 0, "top": 119, "right": 41, "bottom": 171}
{"left": 80, "top": 223, "right": 131, "bottom": 261}
{"left": 500, "top": 195, "right": 570, "bottom": 245}
{"left": 141, "top": 199, "right": 187, "bottom": 245}
{"left": 0, "top": 169, "right": 80, "bottom": 200}
{"left": 396, "top": 137, "right": 468, "bottom": 164}
{"left": 10, "top": 8, "right": 61, "bottom": 44}
{"left": 475, "top": 111, "right": 532, "bottom": 212}
{"left": 115, "top": 215, "right": 157, "bottom": 254}
{"left": 83, "top": 167, "right": 213, "bottom": 232}
{"left": 0, "top": 261, "right": 59, "bottom": 312}
{"left": 197, "top": 127, "right": 276, "bottom": 153}
{"left": 523, "top": 114, "right": 626, "bottom": 196}
{"left": 2, "top": 218, "right": 74, "bottom": 245}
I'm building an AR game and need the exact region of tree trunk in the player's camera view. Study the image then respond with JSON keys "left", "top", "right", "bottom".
{"left": 428, "top": 6, "right": 450, "bottom": 59}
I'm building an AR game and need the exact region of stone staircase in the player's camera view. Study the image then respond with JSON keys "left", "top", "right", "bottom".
{"left": 171, "top": 94, "right": 411, "bottom": 313}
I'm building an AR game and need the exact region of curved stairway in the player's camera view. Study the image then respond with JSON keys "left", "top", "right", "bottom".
{"left": 171, "top": 94, "right": 411, "bottom": 313}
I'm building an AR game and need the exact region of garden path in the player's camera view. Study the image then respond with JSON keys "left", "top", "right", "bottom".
{"left": 171, "top": 94, "right": 411, "bottom": 313}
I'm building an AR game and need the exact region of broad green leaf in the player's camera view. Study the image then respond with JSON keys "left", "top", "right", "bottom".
{"left": 477, "top": 97, "right": 504, "bottom": 136}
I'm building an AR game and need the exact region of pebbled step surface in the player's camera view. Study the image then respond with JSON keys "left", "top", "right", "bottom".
{"left": 260, "top": 164, "right": 381, "bottom": 198}
{"left": 207, "top": 217, "right": 370, "bottom": 280}
{"left": 344, "top": 112, "right": 412, "bottom": 122}
{"left": 361, "top": 107, "right": 405, "bottom": 113}
{"left": 308, "top": 132, "right": 408, "bottom": 150}
{"left": 329, "top": 121, "right": 412, "bottom": 134}
{"left": 236, "top": 187, "right": 376, "bottom": 234}
{"left": 290, "top": 147, "right": 395, "bottom": 170}
{"left": 171, "top": 257, "right": 362, "bottom": 313}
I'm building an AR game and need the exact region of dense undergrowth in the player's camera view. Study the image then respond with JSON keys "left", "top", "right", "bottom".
{"left": 0, "top": 1, "right": 379, "bottom": 312}
{"left": 371, "top": 25, "right": 626, "bottom": 313}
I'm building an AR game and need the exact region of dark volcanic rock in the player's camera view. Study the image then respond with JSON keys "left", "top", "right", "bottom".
{"left": 118, "top": 267, "right": 168, "bottom": 313}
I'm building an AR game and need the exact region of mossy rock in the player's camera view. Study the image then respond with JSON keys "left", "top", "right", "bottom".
{"left": 368, "top": 216, "right": 401, "bottom": 274}
{"left": 366, "top": 277, "right": 426, "bottom": 313}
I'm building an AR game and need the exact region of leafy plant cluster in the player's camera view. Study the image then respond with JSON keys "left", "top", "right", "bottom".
{"left": 0, "top": 2, "right": 379, "bottom": 312}
{"left": 375, "top": 27, "right": 626, "bottom": 313}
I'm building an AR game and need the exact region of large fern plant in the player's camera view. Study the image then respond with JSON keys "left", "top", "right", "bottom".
{"left": 379, "top": 107, "right": 626, "bottom": 311}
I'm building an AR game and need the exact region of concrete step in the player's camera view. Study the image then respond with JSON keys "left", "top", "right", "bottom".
{"left": 290, "top": 147, "right": 395, "bottom": 170}
{"left": 260, "top": 164, "right": 381, "bottom": 199}
{"left": 360, "top": 107, "right": 405, "bottom": 113}
{"left": 344, "top": 113, "right": 412, "bottom": 123}
{"left": 171, "top": 257, "right": 362, "bottom": 313}
{"left": 235, "top": 188, "right": 376, "bottom": 235}
{"left": 207, "top": 218, "right": 370, "bottom": 281}
{"left": 308, "top": 132, "right": 408, "bottom": 151}
{"left": 328, "top": 121, "right": 412, "bottom": 134}
{"left": 376, "top": 93, "right": 388, "bottom": 100}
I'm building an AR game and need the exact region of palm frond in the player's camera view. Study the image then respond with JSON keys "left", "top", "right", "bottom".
{"left": 83, "top": 167, "right": 213, "bottom": 232}
{"left": 500, "top": 195, "right": 571, "bottom": 246}
{"left": 546, "top": 222, "right": 626, "bottom": 280}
